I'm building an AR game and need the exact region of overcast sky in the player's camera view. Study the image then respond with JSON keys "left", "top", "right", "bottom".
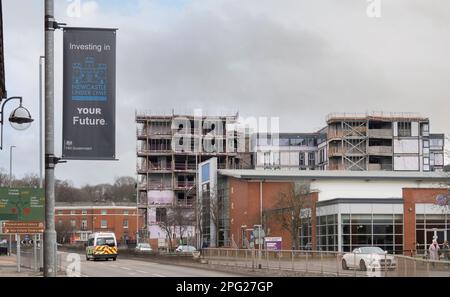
{"left": 1, "top": 0, "right": 449, "bottom": 187}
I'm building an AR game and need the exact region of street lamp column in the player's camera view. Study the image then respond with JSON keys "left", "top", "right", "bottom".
{"left": 44, "top": 0, "right": 57, "bottom": 277}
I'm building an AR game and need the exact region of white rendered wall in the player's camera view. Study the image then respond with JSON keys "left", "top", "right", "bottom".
{"left": 394, "top": 139, "right": 419, "bottom": 154}
{"left": 394, "top": 156, "right": 419, "bottom": 171}
{"left": 311, "top": 179, "right": 444, "bottom": 202}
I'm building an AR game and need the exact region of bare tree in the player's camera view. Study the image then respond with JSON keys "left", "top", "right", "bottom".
{"left": 265, "top": 182, "right": 313, "bottom": 250}
{"left": 158, "top": 205, "right": 195, "bottom": 251}
{"left": 56, "top": 221, "right": 76, "bottom": 244}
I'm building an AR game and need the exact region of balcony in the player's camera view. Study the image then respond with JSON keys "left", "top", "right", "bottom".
{"left": 328, "top": 164, "right": 346, "bottom": 170}
{"left": 174, "top": 163, "right": 196, "bottom": 171}
{"left": 137, "top": 149, "right": 172, "bottom": 156}
{"left": 174, "top": 181, "right": 195, "bottom": 191}
{"left": 367, "top": 146, "right": 393, "bottom": 156}
{"left": 368, "top": 163, "right": 393, "bottom": 171}
{"left": 368, "top": 129, "right": 392, "bottom": 139}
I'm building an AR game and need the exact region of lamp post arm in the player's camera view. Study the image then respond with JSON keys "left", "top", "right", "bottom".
{"left": 0, "top": 96, "right": 23, "bottom": 150}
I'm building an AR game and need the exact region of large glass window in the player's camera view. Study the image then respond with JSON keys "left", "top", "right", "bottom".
{"left": 316, "top": 215, "right": 338, "bottom": 251}
{"left": 416, "top": 213, "right": 449, "bottom": 255}
{"left": 341, "top": 213, "right": 403, "bottom": 254}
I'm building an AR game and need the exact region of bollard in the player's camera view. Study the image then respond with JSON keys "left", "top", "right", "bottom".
{"left": 354, "top": 252, "right": 356, "bottom": 277}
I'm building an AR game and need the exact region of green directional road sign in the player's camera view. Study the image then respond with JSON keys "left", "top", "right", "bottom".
{"left": 0, "top": 188, "right": 45, "bottom": 222}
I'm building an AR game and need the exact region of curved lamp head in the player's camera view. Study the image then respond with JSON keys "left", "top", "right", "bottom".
{"left": 9, "top": 105, "right": 34, "bottom": 131}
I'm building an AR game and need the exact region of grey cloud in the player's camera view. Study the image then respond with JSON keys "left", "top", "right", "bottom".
{"left": 1, "top": 0, "right": 449, "bottom": 186}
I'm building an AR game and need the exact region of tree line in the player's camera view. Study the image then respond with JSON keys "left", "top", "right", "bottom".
{"left": 0, "top": 168, "right": 136, "bottom": 203}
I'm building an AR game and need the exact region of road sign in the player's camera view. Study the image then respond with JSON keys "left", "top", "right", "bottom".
{"left": 0, "top": 188, "right": 45, "bottom": 222}
{"left": 2, "top": 221, "right": 44, "bottom": 234}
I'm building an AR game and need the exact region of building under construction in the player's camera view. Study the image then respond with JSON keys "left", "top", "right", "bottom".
{"left": 136, "top": 111, "right": 253, "bottom": 247}
{"left": 255, "top": 112, "right": 445, "bottom": 172}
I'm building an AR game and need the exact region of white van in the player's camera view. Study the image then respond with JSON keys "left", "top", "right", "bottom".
{"left": 86, "top": 232, "right": 118, "bottom": 261}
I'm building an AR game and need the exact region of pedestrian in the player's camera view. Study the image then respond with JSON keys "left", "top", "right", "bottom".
{"left": 442, "top": 240, "right": 450, "bottom": 261}
{"left": 428, "top": 239, "right": 440, "bottom": 268}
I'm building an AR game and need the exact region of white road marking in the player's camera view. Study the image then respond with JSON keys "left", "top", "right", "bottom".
{"left": 136, "top": 270, "right": 147, "bottom": 274}
{"left": 120, "top": 267, "right": 132, "bottom": 271}
{"left": 152, "top": 273, "right": 166, "bottom": 277}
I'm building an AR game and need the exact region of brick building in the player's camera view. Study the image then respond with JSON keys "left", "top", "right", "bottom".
{"left": 198, "top": 158, "right": 450, "bottom": 255}
{"left": 55, "top": 202, "right": 143, "bottom": 245}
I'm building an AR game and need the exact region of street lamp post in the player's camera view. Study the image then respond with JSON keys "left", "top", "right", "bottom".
{"left": 44, "top": 0, "right": 57, "bottom": 277}
{"left": 0, "top": 96, "right": 34, "bottom": 150}
{"left": 9, "top": 145, "right": 15, "bottom": 187}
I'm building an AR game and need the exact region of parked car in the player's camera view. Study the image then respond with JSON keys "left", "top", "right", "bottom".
{"left": 175, "top": 245, "right": 197, "bottom": 253}
{"left": 342, "top": 247, "right": 397, "bottom": 271}
{"left": 135, "top": 243, "right": 153, "bottom": 253}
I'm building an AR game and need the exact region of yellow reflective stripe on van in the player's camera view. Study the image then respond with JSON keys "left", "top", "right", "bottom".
{"left": 94, "top": 246, "right": 117, "bottom": 255}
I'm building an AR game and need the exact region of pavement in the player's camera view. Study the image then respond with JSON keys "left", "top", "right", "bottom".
{"left": 58, "top": 251, "right": 244, "bottom": 277}
{"left": 0, "top": 255, "right": 41, "bottom": 277}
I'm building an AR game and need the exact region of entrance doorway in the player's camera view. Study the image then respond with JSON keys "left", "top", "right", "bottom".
{"left": 425, "top": 228, "right": 447, "bottom": 246}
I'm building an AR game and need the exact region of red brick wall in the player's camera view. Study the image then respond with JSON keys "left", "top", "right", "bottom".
{"left": 55, "top": 207, "right": 144, "bottom": 243}
{"left": 229, "top": 178, "right": 318, "bottom": 250}
{"left": 403, "top": 188, "right": 448, "bottom": 254}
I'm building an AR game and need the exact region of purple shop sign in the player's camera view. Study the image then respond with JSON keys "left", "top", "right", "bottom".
{"left": 265, "top": 237, "right": 282, "bottom": 251}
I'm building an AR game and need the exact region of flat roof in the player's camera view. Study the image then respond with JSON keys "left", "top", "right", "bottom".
{"left": 218, "top": 169, "right": 450, "bottom": 181}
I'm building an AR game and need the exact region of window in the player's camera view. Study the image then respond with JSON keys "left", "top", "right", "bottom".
{"left": 156, "top": 208, "right": 167, "bottom": 222}
{"left": 70, "top": 210, "right": 75, "bottom": 215}
{"left": 82, "top": 210, "right": 87, "bottom": 215}
{"left": 58, "top": 220, "right": 62, "bottom": 225}
{"left": 279, "top": 138, "right": 290, "bottom": 146}
{"left": 423, "top": 140, "right": 429, "bottom": 148}
{"left": 123, "top": 210, "right": 129, "bottom": 216}
{"left": 299, "top": 153, "right": 305, "bottom": 166}
{"left": 58, "top": 210, "right": 63, "bottom": 215}
{"left": 70, "top": 220, "right": 76, "bottom": 228}
{"left": 101, "top": 210, "right": 107, "bottom": 215}
{"left": 341, "top": 214, "right": 403, "bottom": 254}
{"left": 81, "top": 219, "right": 88, "bottom": 230}
{"left": 398, "top": 122, "right": 412, "bottom": 137}
{"left": 308, "top": 152, "right": 315, "bottom": 166}
{"left": 123, "top": 219, "right": 129, "bottom": 229}
{"left": 101, "top": 220, "right": 108, "bottom": 229}
{"left": 264, "top": 152, "right": 271, "bottom": 166}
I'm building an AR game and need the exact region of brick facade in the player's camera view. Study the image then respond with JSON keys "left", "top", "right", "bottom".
{"left": 403, "top": 188, "right": 449, "bottom": 255}
{"left": 55, "top": 206, "right": 143, "bottom": 244}
{"left": 229, "top": 178, "right": 318, "bottom": 250}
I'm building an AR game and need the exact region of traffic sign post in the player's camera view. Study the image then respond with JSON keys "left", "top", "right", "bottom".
{"left": 2, "top": 222, "right": 44, "bottom": 272}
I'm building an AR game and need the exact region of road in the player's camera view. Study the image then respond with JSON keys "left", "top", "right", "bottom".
{"left": 58, "top": 252, "right": 243, "bottom": 277}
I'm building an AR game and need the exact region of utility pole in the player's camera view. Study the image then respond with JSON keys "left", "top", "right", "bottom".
{"left": 44, "top": 0, "right": 57, "bottom": 277}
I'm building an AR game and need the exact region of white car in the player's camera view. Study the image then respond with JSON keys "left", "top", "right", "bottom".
{"left": 135, "top": 243, "right": 153, "bottom": 253}
{"left": 175, "top": 245, "right": 197, "bottom": 253}
{"left": 342, "top": 247, "right": 397, "bottom": 271}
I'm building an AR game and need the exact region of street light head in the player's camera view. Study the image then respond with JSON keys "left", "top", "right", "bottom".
{"left": 9, "top": 105, "right": 34, "bottom": 131}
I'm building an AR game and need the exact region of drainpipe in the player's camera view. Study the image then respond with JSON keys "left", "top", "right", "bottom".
{"left": 260, "top": 181, "right": 263, "bottom": 226}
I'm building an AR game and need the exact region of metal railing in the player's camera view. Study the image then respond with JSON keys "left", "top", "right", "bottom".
{"left": 201, "top": 248, "right": 450, "bottom": 277}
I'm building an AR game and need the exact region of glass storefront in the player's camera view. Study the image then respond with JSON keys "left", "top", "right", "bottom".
{"left": 416, "top": 213, "right": 449, "bottom": 255}
{"left": 342, "top": 214, "right": 403, "bottom": 254}
{"left": 316, "top": 215, "right": 338, "bottom": 251}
